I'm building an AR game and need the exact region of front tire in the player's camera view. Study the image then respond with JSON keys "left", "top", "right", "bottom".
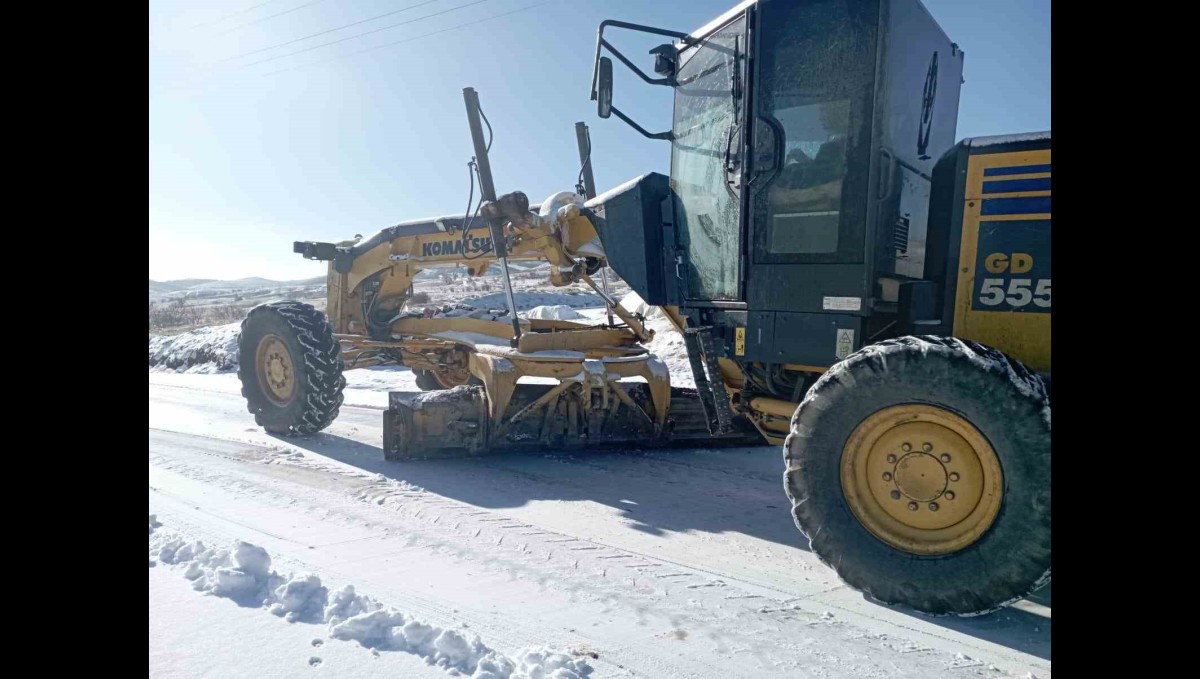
{"left": 784, "top": 336, "right": 1050, "bottom": 615}
{"left": 238, "top": 301, "right": 345, "bottom": 435}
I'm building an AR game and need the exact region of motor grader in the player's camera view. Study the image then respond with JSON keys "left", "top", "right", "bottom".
{"left": 238, "top": 0, "right": 1049, "bottom": 618}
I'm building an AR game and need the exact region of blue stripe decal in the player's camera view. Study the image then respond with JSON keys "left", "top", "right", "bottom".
{"left": 984, "top": 163, "right": 1051, "bottom": 177}
{"left": 983, "top": 177, "right": 1051, "bottom": 194}
{"left": 981, "top": 196, "right": 1051, "bottom": 215}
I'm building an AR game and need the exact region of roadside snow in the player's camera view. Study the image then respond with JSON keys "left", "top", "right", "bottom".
{"left": 150, "top": 563, "right": 448, "bottom": 678}
{"left": 150, "top": 517, "right": 594, "bottom": 679}
{"left": 149, "top": 322, "right": 240, "bottom": 373}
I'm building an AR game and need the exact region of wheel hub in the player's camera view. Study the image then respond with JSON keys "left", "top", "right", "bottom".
{"left": 840, "top": 405, "right": 1003, "bottom": 555}
{"left": 255, "top": 334, "right": 296, "bottom": 405}
{"left": 893, "top": 452, "right": 947, "bottom": 502}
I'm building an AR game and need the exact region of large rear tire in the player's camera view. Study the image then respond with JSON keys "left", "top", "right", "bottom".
{"left": 784, "top": 336, "right": 1050, "bottom": 615}
{"left": 238, "top": 301, "right": 345, "bottom": 435}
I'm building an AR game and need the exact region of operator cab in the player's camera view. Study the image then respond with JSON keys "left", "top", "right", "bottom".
{"left": 589, "top": 0, "right": 963, "bottom": 368}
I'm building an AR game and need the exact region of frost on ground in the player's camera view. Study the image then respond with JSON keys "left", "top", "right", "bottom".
{"left": 149, "top": 517, "right": 593, "bottom": 679}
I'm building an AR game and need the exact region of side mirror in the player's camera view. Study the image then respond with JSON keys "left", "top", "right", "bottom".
{"left": 597, "top": 57, "right": 613, "bottom": 119}
{"left": 753, "top": 117, "right": 780, "bottom": 176}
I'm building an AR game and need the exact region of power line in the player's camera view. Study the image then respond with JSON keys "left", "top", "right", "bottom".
{"left": 240, "top": 0, "right": 492, "bottom": 68}
{"left": 222, "top": 0, "right": 442, "bottom": 62}
{"left": 217, "top": 0, "right": 330, "bottom": 36}
{"left": 154, "top": 0, "right": 562, "bottom": 95}
{"left": 261, "top": 0, "right": 557, "bottom": 77}
{"left": 192, "top": 0, "right": 289, "bottom": 29}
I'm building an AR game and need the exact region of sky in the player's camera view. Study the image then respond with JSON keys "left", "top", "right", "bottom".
{"left": 148, "top": 0, "right": 1051, "bottom": 282}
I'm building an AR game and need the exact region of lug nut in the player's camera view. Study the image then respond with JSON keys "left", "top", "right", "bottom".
{"left": 949, "top": 472, "right": 960, "bottom": 481}
{"left": 907, "top": 502, "right": 919, "bottom": 511}
{"left": 887, "top": 454, "right": 897, "bottom": 463}
{"left": 945, "top": 491, "right": 955, "bottom": 500}
{"left": 882, "top": 472, "right": 892, "bottom": 481}
{"left": 928, "top": 502, "right": 939, "bottom": 511}
{"left": 922, "top": 443, "right": 933, "bottom": 452}
{"left": 890, "top": 490, "right": 901, "bottom": 500}
{"left": 902, "top": 443, "right": 912, "bottom": 452}
{"left": 940, "top": 454, "right": 951, "bottom": 463}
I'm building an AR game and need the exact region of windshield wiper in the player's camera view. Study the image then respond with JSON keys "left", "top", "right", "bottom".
{"left": 723, "top": 36, "right": 743, "bottom": 192}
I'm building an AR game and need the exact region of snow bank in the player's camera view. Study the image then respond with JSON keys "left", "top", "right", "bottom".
{"left": 149, "top": 323, "right": 241, "bottom": 373}
{"left": 150, "top": 517, "right": 593, "bottom": 679}
{"left": 522, "top": 305, "right": 583, "bottom": 321}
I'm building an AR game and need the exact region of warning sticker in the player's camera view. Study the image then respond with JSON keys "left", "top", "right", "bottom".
{"left": 823, "top": 296, "right": 862, "bottom": 311}
{"left": 835, "top": 329, "right": 855, "bottom": 359}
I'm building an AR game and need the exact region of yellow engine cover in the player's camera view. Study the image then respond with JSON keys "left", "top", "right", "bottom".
{"left": 952, "top": 137, "right": 1051, "bottom": 372}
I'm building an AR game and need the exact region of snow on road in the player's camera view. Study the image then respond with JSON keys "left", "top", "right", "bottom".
{"left": 151, "top": 515, "right": 593, "bottom": 678}
{"left": 149, "top": 556, "right": 451, "bottom": 678}
{"left": 149, "top": 368, "right": 1050, "bottom": 678}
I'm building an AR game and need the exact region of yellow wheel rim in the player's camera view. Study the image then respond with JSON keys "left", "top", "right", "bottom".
{"left": 840, "top": 404, "right": 1003, "bottom": 555}
{"left": 255, "top": 334, "right": 296, "bottom": 406}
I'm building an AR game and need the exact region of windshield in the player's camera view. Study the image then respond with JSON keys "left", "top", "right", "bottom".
{"left": 670, "top": 16, "right": 745, "bottom": 301}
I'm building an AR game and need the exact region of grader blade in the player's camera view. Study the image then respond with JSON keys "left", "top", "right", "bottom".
{"left": 384, "top": 386, "right": 760, "bottom": 461}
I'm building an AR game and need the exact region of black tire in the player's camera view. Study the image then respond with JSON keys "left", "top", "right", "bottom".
{"left": 413, "top": 369, "right": 441, "bottom": 391}
{"left": 238, "top": 301, "right": 345, "bottom": 435}
{"left": 784, "top": 336, "right": 1050, "bottom": 616}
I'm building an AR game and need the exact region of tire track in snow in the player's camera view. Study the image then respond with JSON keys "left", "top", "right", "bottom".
{"left": 149, "top": 429, "right": 1042, "bottom": 678}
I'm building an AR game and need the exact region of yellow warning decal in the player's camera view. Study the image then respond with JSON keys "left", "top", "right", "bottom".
{"left": 735, "top": 327, "right": 746, "bottom": 356}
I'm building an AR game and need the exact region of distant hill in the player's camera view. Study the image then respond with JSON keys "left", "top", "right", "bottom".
{"left": 149, "top": 276, "right": 326, "bottom": 299}
{"left": 149, "top": 278, "right": 217, "bottom": 294}
{"left": 187, "top": 276, "right": 325, "bottom": 291}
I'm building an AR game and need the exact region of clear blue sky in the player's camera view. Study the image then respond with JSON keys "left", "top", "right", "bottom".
{"left": 149, "top": 0, "right": 1050, "bottom": 281}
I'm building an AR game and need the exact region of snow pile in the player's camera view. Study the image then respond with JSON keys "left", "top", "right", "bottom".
{"left": 150, "top": 518, "right": 593, "bottom": 678}
{"left": 149, "top": 322, "right": 241, "bottom": 373}
{"left": 611, "top": 292, "right": 691, "bottom": 388}
{"left": 522, "top": 305, "right": 583, "bottom": 321}
{"left": 617, "top": 291, "right": 663, "bottom": 320}
{"left": 644, "top": 316, "right": 693, "bottom": 389}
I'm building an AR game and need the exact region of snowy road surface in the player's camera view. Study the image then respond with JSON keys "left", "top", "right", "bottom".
{"left": 149, "top": 369, "right": 1051, "bottom": 678}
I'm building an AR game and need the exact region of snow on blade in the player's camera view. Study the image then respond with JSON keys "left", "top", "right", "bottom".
{"left": 149, "top": 517, "right": 594, "bottom": 679}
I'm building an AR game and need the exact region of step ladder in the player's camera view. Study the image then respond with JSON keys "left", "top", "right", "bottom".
{"left": 683, "top": 327, "right": 736, "bottom": 435}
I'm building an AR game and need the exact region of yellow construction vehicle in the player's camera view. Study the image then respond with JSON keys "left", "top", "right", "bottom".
{"left": 238, "top": 0, "right": 1049, "bottom": 617}
{"left": 238, "top": 91, "right": 758, "bottom": 455}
